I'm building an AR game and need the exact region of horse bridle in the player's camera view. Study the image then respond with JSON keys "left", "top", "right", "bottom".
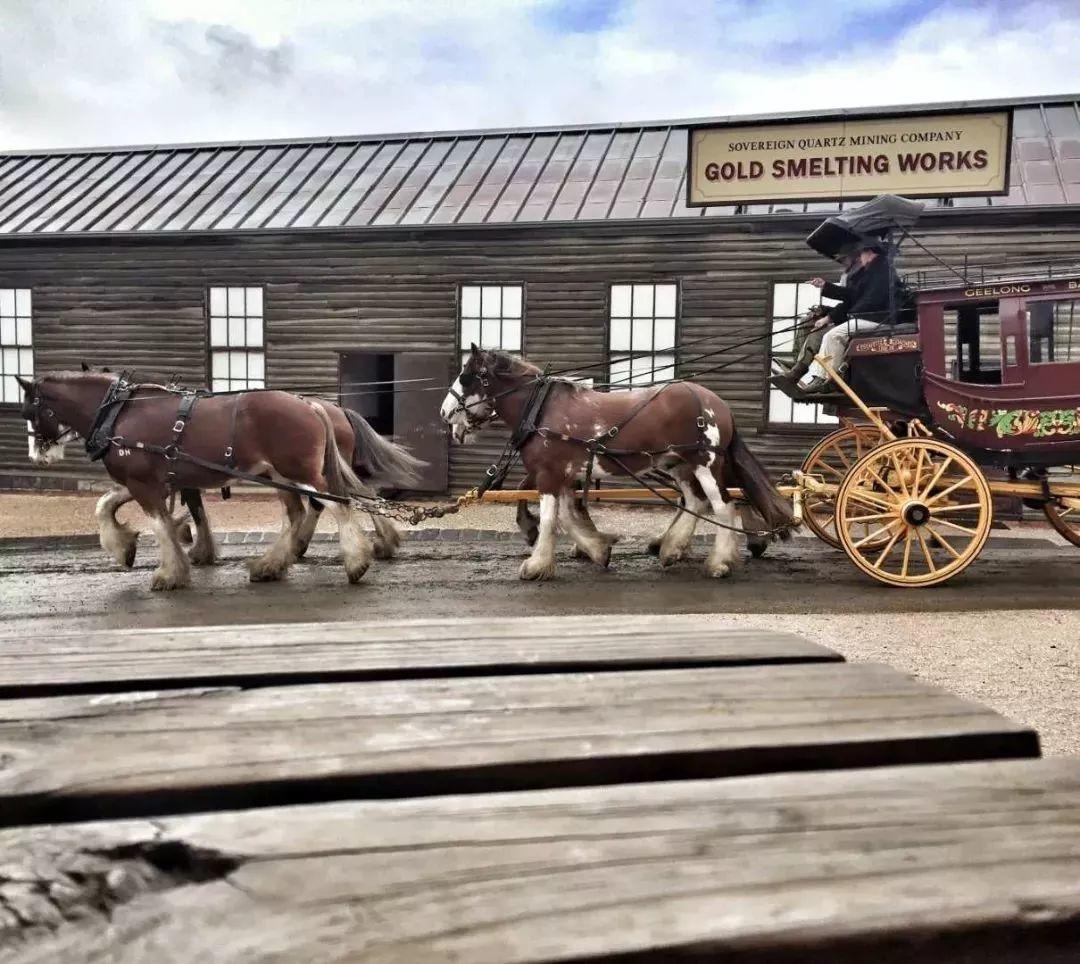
{"left": 446, "top": 364, "right": 500, "bottom": 432}
{"left": 22, "top": 382, "right": 78, "bottom": 449}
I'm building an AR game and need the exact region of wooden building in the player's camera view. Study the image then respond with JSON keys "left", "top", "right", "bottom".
{"left": 1, "top": 93, "right": 1078, "bottom": 492}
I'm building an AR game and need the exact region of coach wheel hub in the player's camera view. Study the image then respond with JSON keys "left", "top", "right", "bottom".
{"left": 901, "top": 501, "right": 931, "bottom": 527}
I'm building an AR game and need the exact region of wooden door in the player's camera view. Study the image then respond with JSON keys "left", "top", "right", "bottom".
{"left": 393, "top": 353, "right": 451, "bottom": 492}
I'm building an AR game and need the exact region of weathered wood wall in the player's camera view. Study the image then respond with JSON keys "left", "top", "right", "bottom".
{"left": 1, "top": 211, "right": 1078, "bottom": 490}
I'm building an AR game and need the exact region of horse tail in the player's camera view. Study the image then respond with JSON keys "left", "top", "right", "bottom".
{"left": 728, "top": 429, "right": 796, "bottom": 539}
{"left": 309, "top": 401, "right": 368, "bottom": 498}
{"left": 343, "top": 407, "right": 427, "bottom": 490}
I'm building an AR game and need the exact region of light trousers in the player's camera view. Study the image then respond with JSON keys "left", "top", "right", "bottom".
{"left": 804, "top": 318, "right": 882, "bottom": 381}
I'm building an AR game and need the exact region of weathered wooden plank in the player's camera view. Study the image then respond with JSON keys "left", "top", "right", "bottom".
{"left": 1, "top": 758, "right": 1077, "bottom": 963}
{"left": 0, "top": 662, "right": 1038, "bottom": 826}
{"left": 0, "top": 616, "right": 838, "bottom": 695}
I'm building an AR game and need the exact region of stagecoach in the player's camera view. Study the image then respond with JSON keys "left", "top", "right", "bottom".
{"left": 774, "top": 196, "right": 1080, "bottom": 586}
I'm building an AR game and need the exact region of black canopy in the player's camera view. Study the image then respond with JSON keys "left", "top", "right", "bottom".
{"left": 806, "top": 194, "right": 925, "bottom": 259}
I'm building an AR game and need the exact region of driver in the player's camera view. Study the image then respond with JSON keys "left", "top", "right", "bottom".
{"left": 795, "top": 239, "right": 905, "bottom": 395}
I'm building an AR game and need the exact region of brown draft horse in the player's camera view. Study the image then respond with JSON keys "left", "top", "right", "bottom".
{"left": 441, "top": 346, "right": 794, "bottom": 580}
{"left": 93, "top": 400, "right": 413, "bottom": 571}
{"left": 18, "top": 372, "right": 423, "bottom": 590}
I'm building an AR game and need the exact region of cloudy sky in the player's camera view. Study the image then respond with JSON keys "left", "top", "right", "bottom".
{"left": 1, "top": 0, "right": 1077, "bottom": 150}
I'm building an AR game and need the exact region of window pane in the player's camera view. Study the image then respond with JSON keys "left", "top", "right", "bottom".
{"left": 773, "top": 283, "right": 797, "bottom": 317}
{"left": 228, "top": 316, "right": 246, "bottom": 347}
{"left": 461, "top": 286, "right": 481, "bottom": 317}
{"left": 460, "top": 317, "right": 480, "bottom": 348}
{"left": 248, "top": 352, "right": 265, "bottom": 380}
{"left": 246, "top": 287, "right": 263, "bottom": 316}
{"left": 609, "top": 317, "right": 631, "bottom": 351}
{"left": 791, "top": 401, "right": 818, "bottom": 424}
{"left": 654, "top": 317, "right": 675, "bottom": 350}
{"left": 632, "top": 284, "right": 654, "bottom": 317}
{"left": 609, "top": 357, "right": 630, "bottom": 387}
{"left": 653, "top": 354, "right": 676, "bottom": 382}
{"left": 16, "top": 317, "right": 31, "bottom": 345}
{"left": 15, "top": 290, "right": 30, "bottom": 316}
{"left": 481, "top": 285, "right": 501, "bottom": 318}
{"left": 0, "top": 290, "right": 14, "bottom": 317}
{"left": 502, "top": 286, "right": 522, "bottom": 318}
{"left": 246, "top": 316, "right": 263, "bottom": 348}
{"left": 0, "top": 317, "right": 13, "bottom": 346}
{"left": 480, "top": 317, "right": 502, "bottom": 349}
{"left": 18, "top": 348, "right": 32, "bottom": 375}
{"left": 212, "top": 378, "right": 229, "bottom": 392}
{"left": 227, "top": 286, "right": 245, "bottom": 316}
{"left": 502, "top": 316, "right": 521, "bottom": 351}
{"left": 229, "top": 350, "right": 247, "bottom": 379}
{"left": 3, "top": 348, "right": 16, "bottom": 375}
{"left": 610, "top": 285, "right": 631, "bottom": 317}
{"left": 654, "top": 284, "right": 676, "bottom": 317}
{"left": 211, "top": 352, "right": 228, "bottom": 378}
{"left": 631, "top": 317, "right": 653, "bottom": 351}
{"left": 210, "top": 287, "right": 227, "bottom": 316}
{"left": 3, "top": 376, "right": 16, "bottom": 403}
{"left": 769, "top": 389, "right": 792, "bottom": 422}
{"left": 210, "top": 316, "right": 227, "bottom": 347}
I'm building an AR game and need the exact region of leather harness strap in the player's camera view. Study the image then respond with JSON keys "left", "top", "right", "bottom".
{"left": 85, "top": 372, "right": 136, "bottom": 461}
{"left": 165, "top": 392, "right": 200, "bottom": 487}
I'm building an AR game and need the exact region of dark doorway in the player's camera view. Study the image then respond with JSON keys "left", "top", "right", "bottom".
{"left": 339, "top": 351, "right": 451, "bottom": 493}
{"left": 339, "top": 352, "right": 394, "bottom": 435}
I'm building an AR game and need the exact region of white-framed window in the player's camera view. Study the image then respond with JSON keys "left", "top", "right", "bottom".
{"left": 768, "top": 282, "right": 838, "bottom": 426}
{"left": 0, "top": 288, "right": 33, "bottom": 404}
{"left": 209, "top": 286, "right": 265, "bottom": 391}
{"left": 609, "top": 283, "right": 676, "bottom": 388}
{"left": 458, "top": 284, "right": 523, "bottom": 362}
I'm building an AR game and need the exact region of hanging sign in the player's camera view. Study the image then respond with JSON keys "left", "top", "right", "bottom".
{"left": 688, "top": 109, "right": 1011, "bottom": 206}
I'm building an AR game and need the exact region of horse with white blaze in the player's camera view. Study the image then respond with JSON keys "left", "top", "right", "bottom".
{"left": 441, "top": 345, "right": 796, "bottom": 580}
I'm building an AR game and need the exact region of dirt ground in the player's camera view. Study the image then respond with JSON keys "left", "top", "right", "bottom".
{"left": 1, "top": 522, "right": 1078, "bottom": 756}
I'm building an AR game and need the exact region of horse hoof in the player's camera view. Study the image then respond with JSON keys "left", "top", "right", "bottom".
{"left": 599, "top": 544, "right": 612, "bottom": 568}
{"left": 519, "top": 558, "right": 555, "bottom": 581}
{"left": 346, "top": 563, "right": 370, "bottom": 584}
{"left": 646, "top": 538, "right": 662, "bottom": 557}
{"left": 748, "top": 538, "right": 769, "bottom": 559}
{"left": 150, "top": 569, "right": 188, "bottom": 591}
{"left": 122, "top": 541, "right": 137, "bottom": 568}
{"left": 247, "top": 559, "right": 286, "bottom": 582}
{"left": 706, "top": 562, "right": 733, "bottom": 579}
{"left": 659, "top": 548, "right": 684, "bottom": 568}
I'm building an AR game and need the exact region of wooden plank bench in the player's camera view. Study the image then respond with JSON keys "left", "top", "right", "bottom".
{"left": 0, "top": 659, "right": 1037, "bottom": 827}
{"left": 3, "top": 759, "right": 1078, "bottom": 963}
{"left": 0, "top": 615, "right": 839, "bottom": 696}
{"left": 0, "top": 617, "right": 1054, "bottom": 961}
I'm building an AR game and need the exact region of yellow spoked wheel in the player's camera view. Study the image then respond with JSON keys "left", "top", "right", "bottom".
{"left": 801, "top": 425, "right": 887, "bottom": 549}
{"left": 1041, "top": 467, "right": 1080, "bottom": 547}
{"left": 836, "top": 438, "right": 993, "bottom": 588}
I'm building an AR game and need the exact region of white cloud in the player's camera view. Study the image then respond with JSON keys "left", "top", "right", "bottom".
{"left": 0, "top": 0, "right": 1076, "bottom": 150}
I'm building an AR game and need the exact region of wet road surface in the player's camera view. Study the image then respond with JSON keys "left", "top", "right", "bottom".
{"left": 1, "top": 533, "right": 1078, "bottom": 637}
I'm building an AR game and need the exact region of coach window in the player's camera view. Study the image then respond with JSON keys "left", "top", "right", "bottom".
{"left": 459, "top": 285, "right": 523, "bottom": 363}
{"left": 1028, "top": 299, "right": 1080, "bottom": 364}
{"left": 609, "top": 283, "right": 676, "bottom": 388}
{"left": 767, "top": 282, "right": 838, "bottom": 426}
{"left": 0, "top": 288, "right": 33, "bottom": 404}
{"left": 208, "top": 286, "right": 265, "bottom": 391}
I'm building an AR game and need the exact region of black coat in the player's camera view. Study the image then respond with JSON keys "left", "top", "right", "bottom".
{"left": 821, "top": 256, "right": 912, "bottom": 326}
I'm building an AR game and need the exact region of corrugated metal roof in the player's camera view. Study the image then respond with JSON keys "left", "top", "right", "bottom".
{"left": 1, "top": 96, "right": 1078, "bottom": 236}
